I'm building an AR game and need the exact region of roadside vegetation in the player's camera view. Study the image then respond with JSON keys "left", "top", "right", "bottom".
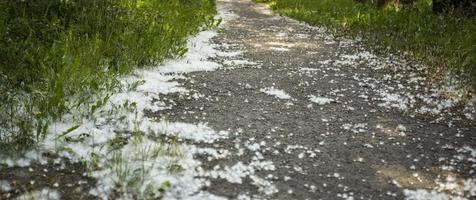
{"left": 255, "top": 0, "right": 476, "bottom": 92}
{"left": 0, "top": 0, "right": 217, "bottom": 154}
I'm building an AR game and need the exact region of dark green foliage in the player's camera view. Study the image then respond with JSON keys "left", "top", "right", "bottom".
{"left": 433, "top": 0, "right": 476, "bottom": 16}
{"left": 0, "top": 0, "right": 217, "bottom": 154}
{"left": 0, "top": 0, "right": 216, "bottom": 86}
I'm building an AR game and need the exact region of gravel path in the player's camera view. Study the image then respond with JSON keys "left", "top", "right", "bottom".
{"left": 146, "top": 0, "right": 476, "bottom": 199}
{"left": 3, "top": 0, "right": 473, "bottom": 199}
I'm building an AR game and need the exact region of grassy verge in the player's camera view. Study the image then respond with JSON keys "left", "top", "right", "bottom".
{"left": 255, "top": 0, "right": 476, "bottom": 91}
{"left": 0, "top": 0, "right": 217, "bottom": 154}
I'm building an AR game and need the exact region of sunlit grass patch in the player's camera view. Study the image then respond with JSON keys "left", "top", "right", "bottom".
{"left": 255, "top": 0, "right": 476, "bottom": 91}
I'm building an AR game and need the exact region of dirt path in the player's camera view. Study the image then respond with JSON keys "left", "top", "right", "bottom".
{"left": 1, "top": 0, "right": 474, "bottom": 199}
{"left": 146, "top": 0, "right": 476, "bottom": 199}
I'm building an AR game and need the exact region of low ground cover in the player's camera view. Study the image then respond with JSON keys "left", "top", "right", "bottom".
{"left": 0, "top": 0, "right": 217, "bottom": 154}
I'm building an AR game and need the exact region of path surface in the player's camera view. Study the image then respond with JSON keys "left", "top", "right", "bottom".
{"left": 147, "top": 0, "right": 476, "bottom": 199}
{"left": 1, "top": 0, "right": 475, "bottom": 199}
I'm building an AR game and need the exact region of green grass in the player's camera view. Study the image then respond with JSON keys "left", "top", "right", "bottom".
{"left": 255, "top": 0, "right": 476, "bottom": 90}
{"left": 0, "top": 0, "right": 217, "bottom": 154}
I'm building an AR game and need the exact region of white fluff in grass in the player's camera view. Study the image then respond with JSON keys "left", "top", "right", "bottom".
{"left": 158, "top": 31, "right": 221, "bottom": 74}
{"left": 57, "top": 27, "right": 232, "bottom": 198}
{"left": 0, "top": 3, "right": 270, "bottom": 200}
